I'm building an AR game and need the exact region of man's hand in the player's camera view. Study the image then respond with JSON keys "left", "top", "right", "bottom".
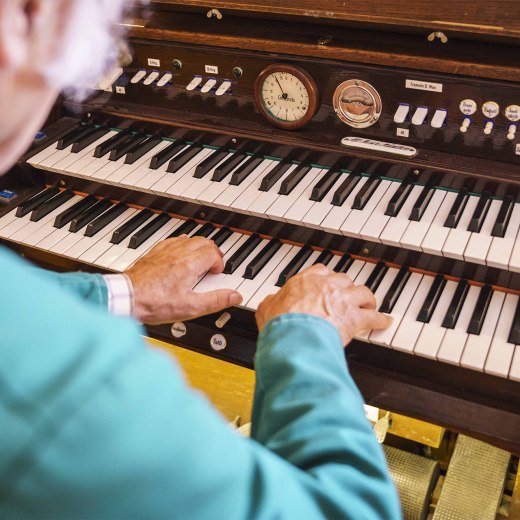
{"left": 125, "top": 236, "right": 242, "bottom": 324}
{"left": 256, "top": 264, "right": 392, "bottom": 345}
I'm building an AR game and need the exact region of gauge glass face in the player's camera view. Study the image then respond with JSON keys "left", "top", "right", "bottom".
{"left": 332, "top": 80, "right": 382, "bottom": 128}
{"left": 260, "top": 71, "right": 310, "bottom": 123}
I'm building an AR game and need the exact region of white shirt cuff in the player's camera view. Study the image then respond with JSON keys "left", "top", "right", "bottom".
{"left": 102, "top": 274, "right": 134, "bottom": 317}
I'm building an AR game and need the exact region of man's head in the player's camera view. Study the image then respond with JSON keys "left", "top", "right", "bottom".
{"left": 0, "top": 0, "right": 128, "bottom": 174}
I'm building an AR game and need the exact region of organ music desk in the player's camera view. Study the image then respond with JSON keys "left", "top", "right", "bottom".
{"left": 2, "top": 1, "right": 520, "bottom": 461}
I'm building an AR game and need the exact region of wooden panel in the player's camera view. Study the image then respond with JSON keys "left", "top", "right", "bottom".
{"left": 151, "top": 0, "right": 520, "bottom": 41}
{"left": 147, "top": 337, "right": 255, "bottom": 423}
{"left": 381, "top": 411, "right": 446, "bottom": 449}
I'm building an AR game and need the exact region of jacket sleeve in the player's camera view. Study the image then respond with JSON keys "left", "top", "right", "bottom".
{"left": 2, "top": 308, "right": 400, "bottom": 519}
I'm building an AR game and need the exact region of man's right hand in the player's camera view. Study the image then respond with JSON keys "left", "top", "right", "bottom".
{"left": 255, "top": 264, "right": 392, "bottom": 345}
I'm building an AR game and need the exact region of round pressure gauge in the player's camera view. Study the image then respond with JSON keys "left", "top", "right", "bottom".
{"left": 333, "top": 79, "right": 382, "bottom": 128}
{"left": 254, "top": 64, "right": 319, "bottom": 130}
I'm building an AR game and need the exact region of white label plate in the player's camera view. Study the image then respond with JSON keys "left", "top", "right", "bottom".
{"left": 205, "top": 65, "right": 219, "bottom": 74}
{"left": 148, "top": 58, "right": 161, "bottom": 67}
{"left": 341, "top": 137, "right": 417, "bottom": 157}
{"left": 406, "top": 79, "right": 443, "bottom": 93}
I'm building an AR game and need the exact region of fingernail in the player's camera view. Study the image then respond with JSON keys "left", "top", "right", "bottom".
{"left": 230, "top": 292, "right": 243, "bottom": 306}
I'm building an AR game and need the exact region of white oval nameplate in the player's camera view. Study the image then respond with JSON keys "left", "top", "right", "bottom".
{"left": 341, "top": 137, "right": 417, "bottom": 157}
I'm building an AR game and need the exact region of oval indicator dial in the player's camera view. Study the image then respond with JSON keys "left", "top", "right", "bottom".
{"left": 254, "top": 64, "right": 319, "bottom": 130}
{"left": 333, "top": 79, "right": 382, "bottom": 128}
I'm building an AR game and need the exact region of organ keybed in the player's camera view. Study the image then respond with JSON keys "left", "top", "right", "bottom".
{"left": 2, "top": 0, "right": 520, "bottom": 454}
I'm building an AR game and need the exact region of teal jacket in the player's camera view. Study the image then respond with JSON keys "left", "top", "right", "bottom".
{"left": 0, "top": 246, "right": 401, "bottom": 519}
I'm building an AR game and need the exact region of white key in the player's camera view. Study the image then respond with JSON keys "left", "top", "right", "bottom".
{"left": 134, "top": 161, "right": 172, "bottom": 192}
{"left": 352, "top": 262, "right": 377, "bottom": 286}
{"left": 90, "top": 154, "right": 127, "bottom": 181}
{"left": 232, "top": 161, "right": 280, "bottom": 212}
{"left": 50, "top": 133, "right": 113, "bottom": 174}
{"left": 359, "top": 180, "right": 401, "bottom": 242}
{"left": 269, "top": 167, "right": 322, "bottom": 221}
{"left": 442, "top": 195, "right": 480, "bottom": 259}
{"left": 340, "top": 181, "right": 392, "bottom": 237}
{"left": 109, "top": 218, "right": 182, "bottom": 271}
{"left": 321, "top": 176, "right": 369, "bottom": 234}
{"left": 247, "top": 164, "right": 300, "bottom": 218}
{"left": 213, "top": 160, "right": 274, "bottom": 209}
{"left": 509, "top": 347, "right": 520, "bottom": 382}
{"left": 246, "top": 246, "right": 298, "bottom": 310}
{"left": 437, "top": 285, "right": 480, "bottom": 365}
{"left": 37, "top": 144, "right": 75, "bottom": 169}
{"left": 27, "top": 142, "right": 61, "bottom": 166}
{"left": 420, "top": 191, "right": 458, "bottom": 254}
{"left": 345, "top": 259, "right": 368, "bottom": 282}
{"left": 370, "top": 272, "right": 423, "bottom": 347}
{"left": 302, "top": 173, "right": 349, "bottom": 229}
{"left": 78, "top": 152, "right": 113, "bottom": 179}
{"left": 488, "top": 202, "right": 520, "bottom": 269}
{"left": 77, "top": 209, "right": 139, "bottom": 264}
{"left": 464, "top": 199, "right": 502, "bottom": 264}
{"left": 400, "top": 190, "right": 447, "bottom": 251}
{"left": 460, "top": 290, "right": 505, "bottom": 371}
{"left": 8, "top": 195, "right": 82, "bottom": 243}
{"left": 357, "top": 267, "right": 400, "bottom": 341}
{"left": 165, "top": 149, "right": 218, "bottom": 199}
{"left": 194, "top": 234, "right": 249, "bottom": 293}
{"left": 65, "top": 207, "right": 139, "bottom": 260}
{"left": 109, "top": 141, "right": 171, "bottom": 186}
{"left": 413, "top": 280, "right": 457, "bottom": 359}
{"left": 379, "top": 185, "right": 422, "bottom": 247}
{"left": 484, "top": 293, "right": 519, "bottom": 377}
{"left": 391, "top": 275, "right": 435, "bottom": 353}
{"left": 236, "top": 243, "right": 294, "bottom": 303}
{"left": 179, "top": 153, "right": 234, "bottom": 203}
{"left": 0, "top": 207, "right": 24, "bottom": 232}
{"left": 196, "top": 156, "right": 250, "bottom": 205}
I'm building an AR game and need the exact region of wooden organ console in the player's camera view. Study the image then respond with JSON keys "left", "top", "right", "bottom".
{"left": 2, "top": 0, "right": 520, "bottom": 456}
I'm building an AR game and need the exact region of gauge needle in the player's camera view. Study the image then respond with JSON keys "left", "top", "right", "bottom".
{"left": 275, "top": 77, "right": 288, "bottom": 100}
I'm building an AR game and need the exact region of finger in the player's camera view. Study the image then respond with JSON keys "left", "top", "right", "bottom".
{"left": 345, "top": 285, "right": 377, "bottom": 309}
{"left": 357, "top": 309, "right": 393, "bottom": 330}
{"left": 188, "top": 289, "right": 243, "bottom": 317}
{"left": 300, "top": 263, "right": 331, "bottom": 276}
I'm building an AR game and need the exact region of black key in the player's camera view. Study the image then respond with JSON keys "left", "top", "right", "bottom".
{"left": 331, "top": 171, "right": 361, "bottom": 206}
{"left": 85, "top": 202, "right": 127, "bottom": 237}
{"left": 492, "top": 195, "right": 515, "bottom": 237}
{"left": 224, "top": 234, "right": 262, "bottom": 274}
{"left": 167, "top": 144, "right": 205, "bottom": 174}
{"left": 244, "top": 239, "right": 282, "bottom": 279}
{"left": 444, "top": 188, "right": 470, "bottom": 228}
{"left": 276, "top": 246, "right": 313, "bottom": 287}
{"left": 194, "top": 147, "right": 229, "bottom": 179}
{"left": 57, "top": 124, "right": 94, "bottom": 150}
{"left": 129, "top": 212, "right": 171, "bottom": 249}
{"left": 211, "top": 152, "right": 247, "bottom": 182}
{"left": 110, "top": 209, "right": 153, "bottom": 244}
{"left": 125, "top": 136, "right": 163, "bottom": 165}
{"left": 109, "top": 132, "right": 148, "bottom": 161}
{"left": 211, "top": 227, "right": 233, "bottom": 248}
{"left": 409, "top": 184, "right": 435, "bottom": 221}
{"left": 30, "top": 190, "right": 74, "bottom": 222}
{"left": 310, "top": 167, "right": 342, "bottom": 202}
{"left": 314, "top": 249, "right": 334, "bottom": 267}
{"left": 442, "top": 279, "right": 469, "bottom": 329}
{"left": 259, "top": 160, "right": 293, "bottom": 192}
{"left": 94, "top": 129, "right": 133, "bottom": 158}
{"left": 467, "top": 285, "right": 493, "bottom": 335}
{"left": 230, "top": 153, "right": 265, "bottom": 186}
{"left": 417, "top": 274, "right": 446, "bottom": 323}
{"left": 333, "top": 254, "right": 353, "bottom": 273}
{"left": 167, "top": 219, "right": 198, "bottom": 238}
{"left": 16, "top": 187, "right": 60, "bottom": 217}
{"left": 71, "top": 126, "right": 110, "bottom": 154}
{"left": 150, "top": 140, "right": 186, "bottom": 170}
{"left": 53, "top": 195, "right": 98, "bottom": 229}
{"left": 508, "top": 297, "right": 520, "bottom": 345}
{"left": 468, "top": 191, "right": 492, "bottom": 232}
{"left": 69, "top": 199, "right": 113, "bottom": 233}
{"left": 192, "top": 223, "right": 216, "bottom": 238}
{"left": 379, "top": 267, "right": 411, "bottom": 314}
{"left": 279, "top": 163, "right": 312, "bottom": 196}
{"left": 364, "top": 262, "right": 388, "bottom": 293}
{"left": 352, "top": 175, "right": 382, "bottom": 210}
{"left": 385, "top": 179, "right": 414, "bottom": 217}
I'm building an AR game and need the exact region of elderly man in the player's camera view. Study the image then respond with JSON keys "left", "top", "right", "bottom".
{"left": 0, "top": 1, "right": 400, "bottom": 518}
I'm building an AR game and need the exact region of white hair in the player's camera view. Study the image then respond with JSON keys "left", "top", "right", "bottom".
{"left": 42, "top": 0, "right": 138, "bottom": 100}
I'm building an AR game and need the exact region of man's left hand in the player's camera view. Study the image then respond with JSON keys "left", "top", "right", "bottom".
{"left": 125, "top": 236, "right": 243, "bottom": 324}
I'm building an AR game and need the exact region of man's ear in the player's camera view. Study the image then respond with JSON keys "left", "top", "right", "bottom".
{"left": 0, "top": 1, "right": 30, "bottom": 68}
